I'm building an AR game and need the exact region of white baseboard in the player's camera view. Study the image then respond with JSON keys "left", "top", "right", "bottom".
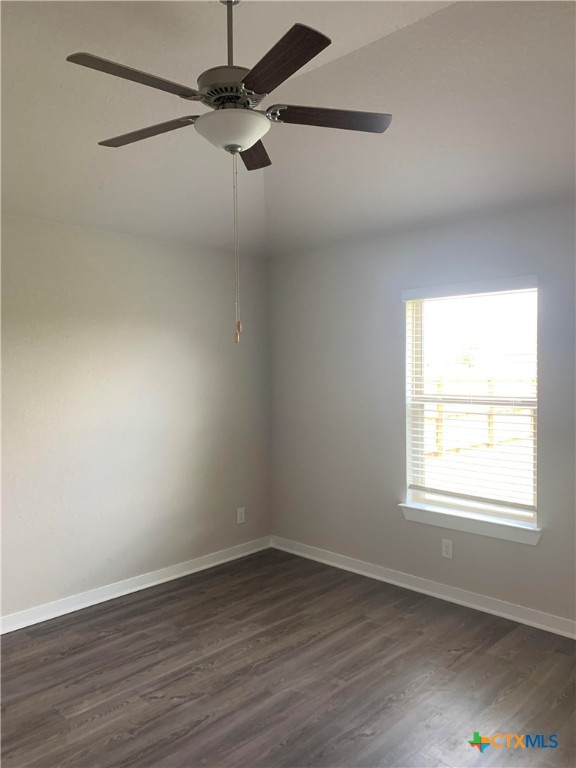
{"left": 270, "top": 536, "right": 576, "bottom": 639}
{"left": 4, "top": 534, "right": 574, "bottom": 640}
{"left": 1, "top": 537, "right": 271, "bottom": 634}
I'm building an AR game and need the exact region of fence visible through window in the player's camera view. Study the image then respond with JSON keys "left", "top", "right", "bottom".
{"left": 405, "top": 287, "right": 537, "bottom": 520}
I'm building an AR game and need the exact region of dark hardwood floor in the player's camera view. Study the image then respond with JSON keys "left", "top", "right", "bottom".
{"left": 2, "top": 549, "right": 575, "bottom": 768}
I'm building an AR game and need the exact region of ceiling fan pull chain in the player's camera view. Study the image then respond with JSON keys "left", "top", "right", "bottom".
{"left": 232, "top": 151, "right": 242, "bottom": 343}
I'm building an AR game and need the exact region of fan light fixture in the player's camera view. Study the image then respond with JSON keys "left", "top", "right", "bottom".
{"left": 66, "top": 0, "right": 392, "bottom": 343}
{"left": 194, "top": 108, "right": 270, "bottom": 153}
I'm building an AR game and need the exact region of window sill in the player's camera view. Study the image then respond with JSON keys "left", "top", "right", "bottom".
{"left": 399, "top": 502, "right": 542, "bottom": 545}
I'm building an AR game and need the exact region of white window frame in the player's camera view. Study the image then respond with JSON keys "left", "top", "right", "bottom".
{"left": 399, "top": 276, "right": 542, "bottom": 545}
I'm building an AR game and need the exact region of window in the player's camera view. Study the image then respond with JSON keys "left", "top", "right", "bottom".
{"left": 403, "top": 279, "right": 538, "bottom": 530}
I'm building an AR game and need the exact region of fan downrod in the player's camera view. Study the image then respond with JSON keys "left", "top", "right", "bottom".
{"left": 219, "top": 0, "right": 241, "bottom": 66}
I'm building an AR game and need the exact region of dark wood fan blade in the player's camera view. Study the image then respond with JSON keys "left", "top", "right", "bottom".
{"left": 240, "top": 141, "right": 272, "bottom": 171}
{"left": 99, "top": 116, "right": 198, "bottom": 147}
{"left": 67, "top": 53, "right": 202, "bottom": 100}
{"left": 270, "top": 105, "right": 392, "bottom": 133}
{"left": 243, "top": 24, "right": 331, "bottom": 95}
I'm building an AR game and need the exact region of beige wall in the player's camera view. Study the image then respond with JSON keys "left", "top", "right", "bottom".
{"left": 2, "top": 214, "right": 270, "bottom": 615}
{"left": 271, "top": 198, "right": 576, "bottom": 620}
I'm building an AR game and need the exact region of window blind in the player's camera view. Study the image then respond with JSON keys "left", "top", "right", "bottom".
{"left": 406, "top": 288, "right": 537, "bottom": 521}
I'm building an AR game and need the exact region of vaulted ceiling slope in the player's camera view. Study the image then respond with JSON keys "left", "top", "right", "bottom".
{"left": 265, "top": 0, "right": 576, "bottom": 253}
{"left": 1, "top": 1, "right": 449, "bottom": 252}
{"left": 2, "top": 2, "right": 574, "bottom": 255}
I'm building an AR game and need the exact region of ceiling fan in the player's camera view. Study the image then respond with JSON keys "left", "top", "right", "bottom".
{"left": 66, "top": 0, "right": 392, "bottom": 171}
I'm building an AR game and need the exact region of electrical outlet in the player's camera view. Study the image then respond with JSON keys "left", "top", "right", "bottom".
{"left": 236, "top": 507, "right": 245, "bottom": 524}
{"left": 441, "top": 538, "right": 453, "bottom": 559}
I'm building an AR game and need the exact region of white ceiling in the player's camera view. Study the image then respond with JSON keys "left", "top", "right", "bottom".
{"left": 2, "top": 1, "right": 574, "bottom": 254}
{"left": 265, "top": 0, "right": 575, "bottom": 252}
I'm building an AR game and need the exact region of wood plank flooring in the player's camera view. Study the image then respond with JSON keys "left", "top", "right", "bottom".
{"left": 2, "top": 549, "right": 575, "bottom": 768}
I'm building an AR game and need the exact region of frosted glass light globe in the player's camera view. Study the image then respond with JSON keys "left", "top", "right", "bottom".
{"left": 194, "top": 109, "right": 270, "bottom": 152}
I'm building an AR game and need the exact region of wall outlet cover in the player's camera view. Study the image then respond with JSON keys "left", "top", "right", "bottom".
{"left": 441, "top": 538, "right": 453, "bottom": 559}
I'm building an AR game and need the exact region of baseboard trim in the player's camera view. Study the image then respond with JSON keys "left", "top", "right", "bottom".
{"left": 270, "top": 536, "right": 576, "bottom": 639}
{"left": 4, "top": 535, "right": 574, "bottom": 640}
{"left": 1, "top": 537, "right": 272, "bottom": 634}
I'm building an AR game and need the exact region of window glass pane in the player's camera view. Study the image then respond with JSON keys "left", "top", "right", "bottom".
{"left": 406, "top": 288, "right": 537, "bottom": 518}
{"left": 408, "top": 402, "right": 536, "bottom": 507}
{"left": 419, "top": 291, "right": 537, "bottom": 399}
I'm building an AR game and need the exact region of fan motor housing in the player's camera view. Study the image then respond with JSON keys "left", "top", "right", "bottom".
{"left": 197, "top": 66, "right": 264, "bottom": 109}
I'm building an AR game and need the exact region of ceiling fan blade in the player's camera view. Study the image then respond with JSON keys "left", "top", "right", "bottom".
{"left": 243, "top": 24, "right": 331, "bottom": 95}
{"left": 269, "top": 105, "right": 392, "bottom": 133}
{"left": 99, "top": 116, "right": 198, "bottom": 147}
{"left": 66, "top": 53, "right": 202, "bottom": 100}
{"left": 240, "top": 141, "right": 272, "bottom": 171}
